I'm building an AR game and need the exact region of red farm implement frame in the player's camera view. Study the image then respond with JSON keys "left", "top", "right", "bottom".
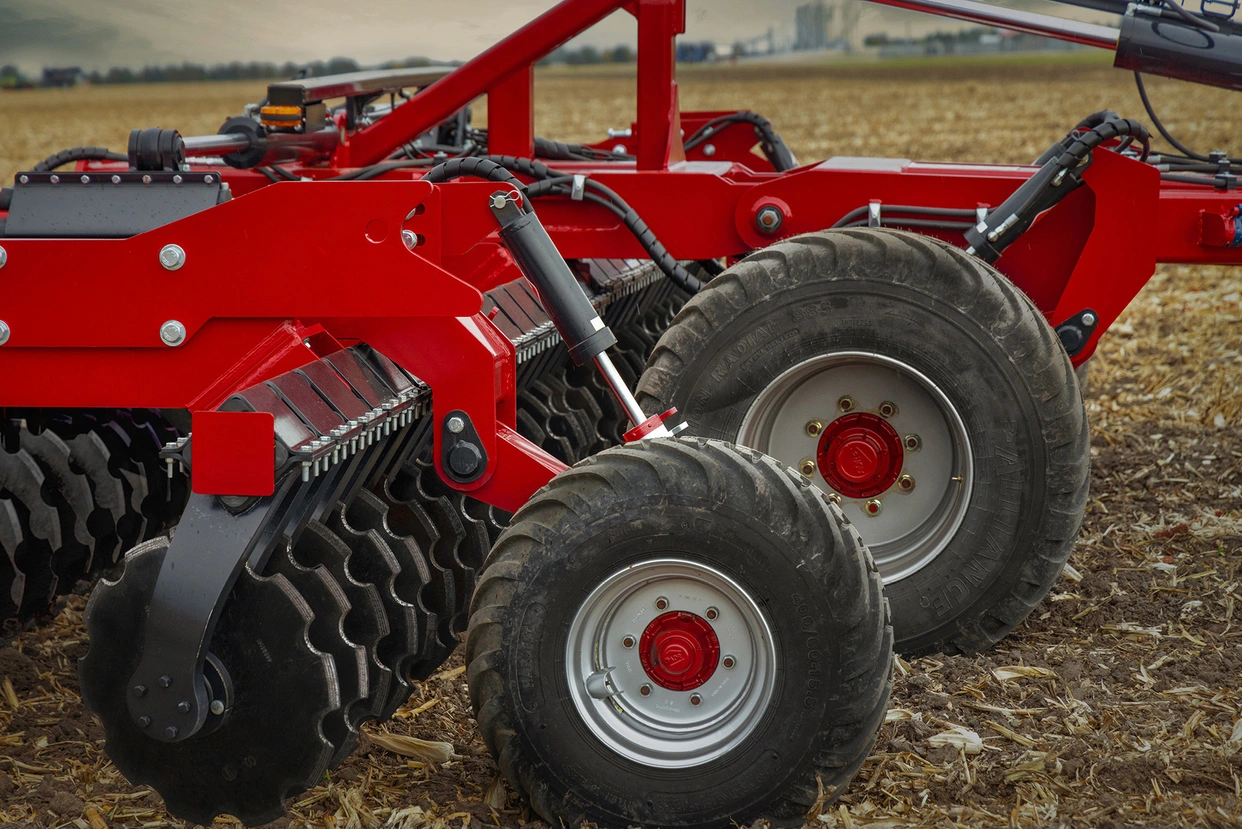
{"left": 1, "top": 0, "right": 1240, "bottom": 825}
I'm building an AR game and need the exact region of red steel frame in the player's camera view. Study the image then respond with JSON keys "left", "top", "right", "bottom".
{"left": 1, "top": 0, "right": 1240, "bottom": 509}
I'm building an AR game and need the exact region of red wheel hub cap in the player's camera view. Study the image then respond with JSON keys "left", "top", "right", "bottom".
{"left": 817, "top": 412, "right": 904, "bottom": 499}
{"left": 639, "top": 611, "right": 720, "bottom": 691}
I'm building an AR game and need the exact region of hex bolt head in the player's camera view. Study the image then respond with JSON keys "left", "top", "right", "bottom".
{"left": 655, "top": 596, "right": 669, "bottom": 611}
{"left": 722, "top": 655, "right": 736, "bottom": 669}
{"left": 799, "top": 459, "right": 816, "bottom": 478}
{"left": 111, "top": 174, "right": 122, "bottom": 184}
{"left": 160, "top": 321, "right": 186, "bottom": 347}
{"left": 165, "top": 726, "right": 179, "bottom": 739}
{"left": 826, "top": 492, "right": 842, "bottom": 506}
{"left": 622, "top": 635, "right": 635, "bottom": 648}
{"left": 897, "top": 474, "right": 916, "bottom": 493}
{"left": 159, "top": 244, "right": 186, "bottom": 271}
{"left": 401, "top": 229, "right": 418, "bottom": 250}
{"left": 133, "top": 684, "right": 148, "bottom": 698}
{"left": 878, "top": 401, "right": 898, "bottom": 418}
{"left": 689, "top": 694, "right": 702, "bottom": 706}
{"left": 446, "top": 415, "right": 466, "bottom": 434}
{"left": 705, "top": 606, "right": 719, "bottom": 621}
{"left": 903, "top": 434, "right": 922, "bottom": 452}
{"left": 137, "top": 716, "right": 152, "bottom": 728}
{"left": 865, "top": 499, "right": 883, "bottom": 517}
{"left": 755, "top": 205, "right": 784, "bottom": 235}
{"left": 210, "top": 699, "right": 226, "bottom": 716}
{"left": 158, "top": 675, "right": 173, "bottom": 689}
{"left": 177, "top": 700, "right": 191, "bottom": 714}
{"left": 838, "top": 396, "right": 855, "bottom": 413}
{"left": 639, "top": 684, "right": 652, "bottom": 696}
{"left": 0, "top": 246, "right": 7, "bottom": 268}
{"left": 1082, "top": 312, "right": 1097, "bottom": 327}
{"left": 0, "top": 321, "right": 10, "bottom": 346}
{"left": 703, "top": 143, "right": 717, "bottom": 157}
{"left": 805, "top": 420, "right": 824, "bottom": 437}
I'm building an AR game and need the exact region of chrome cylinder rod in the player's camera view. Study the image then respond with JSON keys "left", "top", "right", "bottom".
{"left": 861, "top": 0, "right": 1121, "bottom": 49}
{"left": 594, "top": 352, "right": 671, "bottom": 439}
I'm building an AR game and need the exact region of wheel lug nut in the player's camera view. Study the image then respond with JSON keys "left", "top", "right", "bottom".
{"left": 897, "top": 474, "right": 915, "bottom": 492}
{"left": 690, "top": 694, "right": 702, "bottom": 706}
{"left": 133, "top": 685, "right": 147, "bottom": 698}
{"left": 838, "top": 396, "right": 855, "bottom": 413}
{"left": 137, "top": 716, "right": 151, "bottom": 728}
{"left": 705, "top": 607, "right": 718, "bottom": 621}
{"left": 165, "top": 726, "right": 179, "bottom": 739}
{"left": 158, "top": 675, "right": 173, "bottom": 688}
{"left": 799, "top": 459, "right": 816, "bottom": 478}
{"left": 639, "top": 684, "right": 652, "bottom": 696}
{"left": 177, "top": 700, "right": 191, "bottom": 713}
{"left": 722, "top": 655, "right": 736, "bottom": 669}
{"left": 805, "top": 420, "right": 824, "bottom": 437}
{"left": 865, "top": 499, "right": 882, "bottom": 517}
{"left": 878, "top": 401, "right": 898, "bottom": 418}
{"left": 825, "top": 492, "right": 842, "bottom": 506}
{"left": 904, "top": 434, "right": 921, "bottom": 452}
{"left": 655, "top": 596, "right": 669, "bottom": 611}
{"left": 622, "top": 635, "right": 635, "bottom": 648}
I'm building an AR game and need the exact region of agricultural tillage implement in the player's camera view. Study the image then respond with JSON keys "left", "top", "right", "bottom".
{"left": 1, "top": 0, "right": 1241, "bottom": 824}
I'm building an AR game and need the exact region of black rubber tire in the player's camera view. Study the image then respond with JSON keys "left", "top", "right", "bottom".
{"left": 637, "top": 230, "right": 1090, "bottom": 657}
{"left": 466, "top": 437, "right": 892, "bottom": 829}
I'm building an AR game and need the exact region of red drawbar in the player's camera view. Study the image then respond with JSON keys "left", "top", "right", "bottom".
{"left": 817, "top": 413, "right": 904, "bottom": 499}
{"left": 191, "top": 411, "right": 276, "bottom": 496}
{"left": 639, "top": 610, "right": 720, "bottom": 691}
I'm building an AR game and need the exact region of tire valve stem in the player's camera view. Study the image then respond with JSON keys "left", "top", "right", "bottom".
{"left": 897, "top": 475, "right": 915, "bottom": 493}
{"left": 864, "top": 499, "right": 882, "bottom": 517}
{"left": 799, "top": 459, "right": 816, "bottom": 478}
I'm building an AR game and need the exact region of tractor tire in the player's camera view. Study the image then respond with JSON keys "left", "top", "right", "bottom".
{"left": 466, "top": 437, "right": 892, "bottom": 828}
{"left": 637, "top": 230, "right": 1089, "bottom": 657}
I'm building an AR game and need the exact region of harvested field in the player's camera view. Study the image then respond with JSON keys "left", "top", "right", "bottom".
{"left": 1, "top": 58, "right": 1241, "bottom": 828}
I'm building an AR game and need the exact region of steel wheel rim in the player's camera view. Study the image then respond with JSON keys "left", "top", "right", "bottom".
{"left": 738, "top": 351, "right": 973, "bottom": 583}
{"left": 565, "top": 558, "right": 777, "bottom": 769}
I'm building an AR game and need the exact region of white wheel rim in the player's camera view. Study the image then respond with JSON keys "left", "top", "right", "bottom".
{"left": 565, "top": 558, "right": 777, "bottom": 769}
{"left": 738, "top": 351, "right": 973, "bottom": 583}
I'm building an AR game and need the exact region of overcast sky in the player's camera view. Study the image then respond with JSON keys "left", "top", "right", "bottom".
{"left": 0, "top": 0, "right": 830, "bottom": 73}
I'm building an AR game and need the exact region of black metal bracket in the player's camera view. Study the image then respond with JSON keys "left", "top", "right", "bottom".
{"left": 441, "top": 410, "right": 488, "bottom": 484}
{"left": 1056, "top": 308, "right": 1100, "bottom": 358}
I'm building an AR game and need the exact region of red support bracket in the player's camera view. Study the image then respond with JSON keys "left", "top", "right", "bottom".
{"left": 488, "top": 66, "right": 536, "bottom": 158}
{"left": 636, "top": 0, "right": 686, "bottom": 171}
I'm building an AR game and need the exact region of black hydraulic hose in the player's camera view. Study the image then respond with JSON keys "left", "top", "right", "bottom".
{"left": 1135, "top": 72, "right": 1242, "bottom": 165}
{"left": 422, "top": 157, "right": 535, "bottom": 214}
{"left": 685, "top": 111, "right": 798, "bottom": 172}
{"left": 833, "top": 204, "right": 978, "bottom": 229}
{"left": 839, "top": 218, "right": 975, "bottom": 231}
{"left": 32, "top": 146, "right": 127, "bottom": 172}
{"left": 1162, "top": 172, "right": 1227, "bottom": 186}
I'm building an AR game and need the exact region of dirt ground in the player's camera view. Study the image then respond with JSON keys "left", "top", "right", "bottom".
{"left": 1, "top": 58, "right": 1241, "bottom": 828}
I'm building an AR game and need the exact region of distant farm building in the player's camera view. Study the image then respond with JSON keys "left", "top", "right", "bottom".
{"left": 42, "top": 67, "right": 83, "bottom": 88}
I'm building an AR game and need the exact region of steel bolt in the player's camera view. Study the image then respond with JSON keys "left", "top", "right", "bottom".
{"left": 799, "top": 459, "right": 816, "bottom": 478}
{"left": 401, "top": 229, "right": 418, "bottom": 250}
{"left": 903, "top": 434, "right": 922, "bottom": 452}
{"left": 210, "top": 700, "right": 225, "bottom": 716}
{"left": 165, "top": 726, "right": 179, "bottom": 739}
{"left": 0, "top": 321, "right": 9, "bottom": 347}
{"left": 142, "top": 175, "right": 152, "bottom": 185}
{"left": 639, "top": 684, "right": 652, "bottom": 696}
{"left": 705, "top": 606, "right": 719, "bottom": 621}
{"left": 177, "top": 700, "right": 191, "bottom": 713}
{"left": 111, "top": 174, "right": 122, "bottom": 184}
{"left": 160, "top": 321, "right": 187, "bottom": 347}
{"left": 622, "top": 635, "right": 635, "bottom": 648}
{"left": 838, "top": 396, "right": 855, "bottom": 413}
{"left": 878, "top": 401, "right": 898, "bottom": 418}
{"left": 864, "top": 499, "right": 882, "bottom": 517}
{"left": 18, "top": 175, "right": 28, "bottom": 184}
{"left": 137, "top": 716, "right": 151, "bottom": 728}
{"left": 204, "top": 175, "right": 215, "bottom": 184}
{"left": 655, "top": 596, "right": 669, "bottom": 611}
{"left": 173, "top": 174, "right": 183, "bottom": 184}
{"left": 1082, "top": 312, "right": 1097, "bottom": 328}
{"left": 0, "top": 247, "right": 6, "bottom": 269}
{"left": 689, "top": 694, "right": 702, "bottom": 706}
{"left": 80, "top": 174, "right": 90, "bottom": 184}
{"left": 446, "top": 416, "right": 466, "bottom": 434}
{"left": 897, "top": 474, "right": 915, "bottom": 493}
{"left": 805, "top": 420, "right": 824, "bottom": 437}
{"left": 133, "top": 685, "right": 148, "bottom": 698}
{"left": 756, "top": 205, "right": 784, "bottom": 235}
{"left": 703, "top": 143, "right": 717, "bottom": 157}
{"left": 158, "top": 675, "right": 173, "bottom": 688}
{"left": 826, "top": 492, "right": 842, "bottom": 506}
{"left": 722, "top": 655, "right": 736, "bottom": 669}
{"left": 49, "top": 174, "right": 60, "bottom": 184}
{"left": 159, "top": 244, "right": 186, "bottom": 271}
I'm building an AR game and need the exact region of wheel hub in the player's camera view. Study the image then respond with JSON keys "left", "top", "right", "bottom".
{"left": 817, "top": 412, "right": 904, "bottom": 499}
{"left": 639, "top": 611, "right": 720, "bottom": 691}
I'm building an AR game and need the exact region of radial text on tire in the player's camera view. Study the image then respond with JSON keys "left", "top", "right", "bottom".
{"left": 637, "top": 230, "right": 1090, "bottom": 657}
{"left": 466, "top": 437, "right": 893, "bottom": 829}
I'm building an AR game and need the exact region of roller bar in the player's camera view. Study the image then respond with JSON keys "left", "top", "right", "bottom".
{"left": 861, "top": 0, "right": 1121, "bottom": 48}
